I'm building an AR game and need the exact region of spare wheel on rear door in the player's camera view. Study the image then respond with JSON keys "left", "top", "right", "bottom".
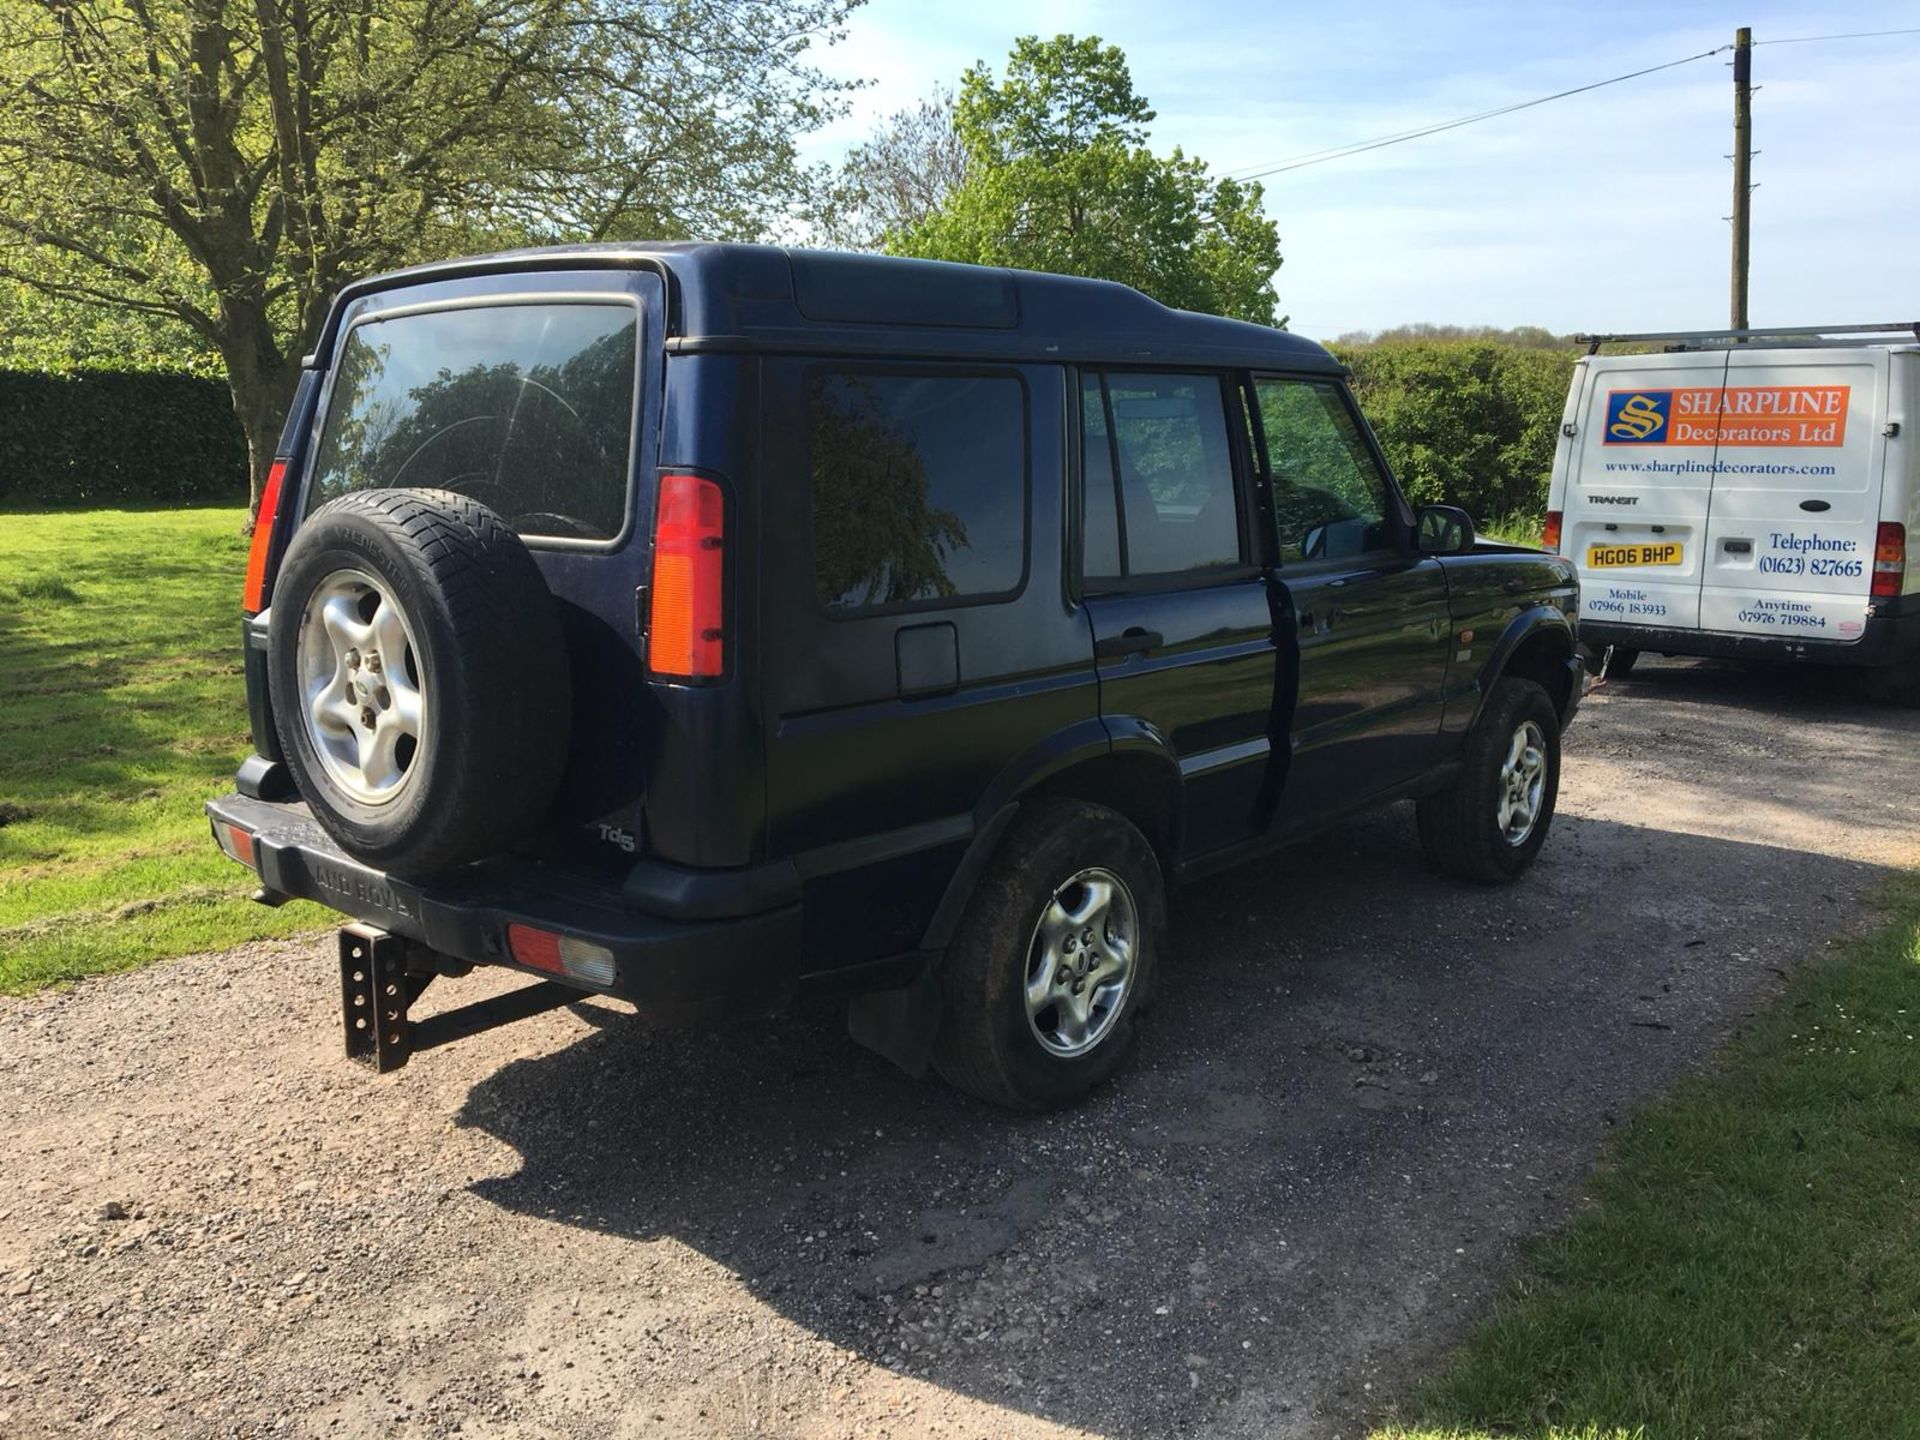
{"left": 267, "top": 488, "right": 571, "bottom": 875}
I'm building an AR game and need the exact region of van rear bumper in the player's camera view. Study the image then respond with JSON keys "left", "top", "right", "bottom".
{"left": 1584, "top": 602, "right": 1920, "bottom": 669}
{"left": 206, "top": 792, "right": 802, "bottom": 1011}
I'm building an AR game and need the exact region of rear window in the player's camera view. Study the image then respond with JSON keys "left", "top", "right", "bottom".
{"left": 809, "top": 370, "right": 1028, "bottom": 612}
{"left": 306, "top": 302, "right": 639, "bottom": 542}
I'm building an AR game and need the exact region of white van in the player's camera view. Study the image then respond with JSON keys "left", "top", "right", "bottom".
{"left": 1544, "top": 324, "right": 1919, "bottom": 697}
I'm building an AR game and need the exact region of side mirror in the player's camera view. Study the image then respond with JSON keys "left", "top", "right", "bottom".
{"left": 1416, "top": 504, "right": 1475, "bottom": 556}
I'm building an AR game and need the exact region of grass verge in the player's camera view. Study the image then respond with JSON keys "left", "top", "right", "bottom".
{"left": 1483, "top": 511, "right": 1547, "bottom": 548}
{"left": 1376, "top": 877, "right": 1920, "bottom": 1440}
{"left": 0, "top": 508, "right": 327, "bottom": 994}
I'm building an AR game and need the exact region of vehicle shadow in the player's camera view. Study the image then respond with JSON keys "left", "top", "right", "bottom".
{"left": 1603, "top": 652, "right": 1902, "bottom": 711}
{"left": 452, "top": 806, "right": 1892, "bottom": 1437}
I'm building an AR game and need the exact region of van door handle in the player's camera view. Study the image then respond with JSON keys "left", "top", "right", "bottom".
{"left": 1095, "top": 627, "right": 1163, "bottom": 659}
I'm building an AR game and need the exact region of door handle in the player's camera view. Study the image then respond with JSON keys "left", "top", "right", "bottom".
{"left": 1095, "top": 626, "right": 1163, "bottom": 660}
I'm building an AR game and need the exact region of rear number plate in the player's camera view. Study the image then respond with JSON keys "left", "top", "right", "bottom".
{"left": 1588, "top": 542, "right": 1682, "bottom": 569}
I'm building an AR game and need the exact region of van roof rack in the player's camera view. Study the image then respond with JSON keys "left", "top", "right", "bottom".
{"left": 1577, "top": 322, "right": 1920, "bottom": 355}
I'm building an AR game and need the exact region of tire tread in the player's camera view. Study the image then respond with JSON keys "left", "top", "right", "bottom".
{"left": 1416, "top": 677, "right": 1559, "bottom": 884}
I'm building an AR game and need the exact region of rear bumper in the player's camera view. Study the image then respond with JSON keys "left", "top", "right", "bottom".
{"left": 1583, "top": 605, "right": 1920, "bottom": 670}
{"left": 206, "top": 792, "right": 802, "bottom": 1009}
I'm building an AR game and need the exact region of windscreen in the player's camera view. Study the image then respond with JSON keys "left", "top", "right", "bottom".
{"left": 306, "top": 302, "right": 639, "bottom": 541}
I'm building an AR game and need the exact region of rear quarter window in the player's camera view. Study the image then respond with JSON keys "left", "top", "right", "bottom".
{"left": 808, "top": 370, "right": 1029, "bottom": 612}
{"left": 305, "top": 301, "right": 639, "bottom": 542}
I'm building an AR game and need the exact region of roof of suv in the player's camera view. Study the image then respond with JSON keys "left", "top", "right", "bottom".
{"left": 333, "top": 242, "right": 1339, "bottom": 373}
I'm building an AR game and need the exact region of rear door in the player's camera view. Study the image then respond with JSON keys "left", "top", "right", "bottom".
{"left": 1567, "top": 351, "right": 1729, "bottom": 633}
{"left": 1698, "top": 348, "right": 1890, "bottom": 643}
{"left": 1078, "top": 369, "right": 1278, "bottom": 858}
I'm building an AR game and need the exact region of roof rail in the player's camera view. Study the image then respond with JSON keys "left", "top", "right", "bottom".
{"left": 1577, "top": 322, "right": 1920, "bottom": 355}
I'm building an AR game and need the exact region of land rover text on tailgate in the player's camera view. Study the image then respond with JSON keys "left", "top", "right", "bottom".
{"left": 210, "top": 243, "right": 1585, "bottom": 1108}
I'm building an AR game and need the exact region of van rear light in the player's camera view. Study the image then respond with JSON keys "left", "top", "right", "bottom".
{"left": 1542, "top": 510, "right": 1563, "bottom": 552}
{"left": 1871, "top": 521, "right": 1907, "bottom": 599}
{"left": 647, "top": 473, "right": 726, "bottom": 679}
{"left": 506, "top": 924, "right": 617, "bottom": 988}
{"left": 243, "top": 459, "right": 290, "bottom": 615}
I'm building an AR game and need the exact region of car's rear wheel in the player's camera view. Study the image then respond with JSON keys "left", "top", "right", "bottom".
{"left": 1605, "top": 646, "right": 1640, "bottom": 678}
{"left": 268, "top": 489, "right": 570, "bottom": 874}
{"left": 1416, "top": 676, "right": 1561, "bottom": 882}
{"left": 933, "top": 798, "right": 1164, "bottom": 1109}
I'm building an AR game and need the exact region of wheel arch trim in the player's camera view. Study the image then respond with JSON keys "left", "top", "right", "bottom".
{"left": 917, "top": 717, "right": 1182, "bottom": 951}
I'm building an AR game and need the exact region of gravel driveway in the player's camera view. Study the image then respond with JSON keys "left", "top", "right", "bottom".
{"left": 4, "top": 658, "right": 1917, "bottom": 1439}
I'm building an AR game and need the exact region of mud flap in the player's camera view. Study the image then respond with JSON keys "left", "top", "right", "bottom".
{"left": 846, "top": 963, "right": 944, "bottom": 1077}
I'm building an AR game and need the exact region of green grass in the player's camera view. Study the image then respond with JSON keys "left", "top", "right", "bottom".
{"left": 1377, "top": 878, "right": 1920, "bottom": 1440}
{"left": 1483, "top": 511, "right": 1547, "bottom": 548}
{"left": 0, "top": 508, "right": 327, "bottom": 993}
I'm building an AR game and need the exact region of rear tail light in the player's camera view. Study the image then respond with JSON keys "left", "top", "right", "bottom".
{"left": 1542, "top": 510, "right": 1563, "bottom": 552}
{"left": 1872, "top": 521, "right": 1907, "bottom": 600}
{"left": 506, "top": 924, "right": 617, "bottom": 988}
{"left": 647, "top": 473, "right": 726, "bottom": 679}
{"left": 243, "top": 459, "right": 290, "bottom": 615}
{"left": 212, "top": 820, "right": 256, "bottom": 870}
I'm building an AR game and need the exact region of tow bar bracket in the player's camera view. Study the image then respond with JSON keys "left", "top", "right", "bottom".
{"left": 337, "top": 923, "right": 584, "bottom": 1073}
{"left": 340, "top": 924, "right": 430, "bottom": 1072}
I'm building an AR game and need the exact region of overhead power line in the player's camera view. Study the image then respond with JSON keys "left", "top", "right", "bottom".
{"left": 1226, "top": 24, "right": 1920, "bottom": 183}
{"left": 1224, "top": 47, "right": 1730, "bottom": 181}
{"left": 1755, "top": 25, "right": 1920, "bottom": 45}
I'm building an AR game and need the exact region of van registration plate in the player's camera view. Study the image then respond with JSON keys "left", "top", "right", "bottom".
{"left": 1587, "top": 542, "right": 1682, "bottom": 569}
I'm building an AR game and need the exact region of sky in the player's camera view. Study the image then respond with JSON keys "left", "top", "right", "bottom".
{"left": 797, "top": 0, "right": 1920, "bottom": 341}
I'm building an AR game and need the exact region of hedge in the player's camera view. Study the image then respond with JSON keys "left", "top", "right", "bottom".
{"left": 0, "top": 367, "right": 246, "bottom": 509}
{"left": 1338, "top": 340, "right": 1579, "bottom": 528}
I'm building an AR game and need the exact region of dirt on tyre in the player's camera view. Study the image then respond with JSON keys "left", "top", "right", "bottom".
{"left": 933, "top": 798, "right": 1165, "bottom": 1109}
{"left": 1416, "top": 676, "right": 1561, "bottom": 883}
{"left": 267, "top": 489, "right": 570, "bottom": 875}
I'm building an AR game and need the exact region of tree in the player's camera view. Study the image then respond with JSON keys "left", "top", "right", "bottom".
{"left": 0, "top": 0, "right": 859, "bottom": 512}
{"left": 1337, "top": 340, "right": 1578, "bottom": 524}
{"left": 890, "top": 36, "right": 1283, "bottom": 326}
{"left": 809, "top": 374, "right": 967, "bottom": 607}
{"left": 0, "top": 278, "right": 214, "bottom": 373}
{"left": 817, "top": 87, "right": 969, "bottom": 251}
{"left": 1334, "top": 322, "right": 1574, "bottom": 350}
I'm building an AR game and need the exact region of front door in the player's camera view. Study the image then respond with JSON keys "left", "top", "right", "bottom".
{"left": 1078, "top": 370, "right": 1278, "bottom": 858}
{"left": 1247, "top": 374, "right": 1452, "bottom": 832}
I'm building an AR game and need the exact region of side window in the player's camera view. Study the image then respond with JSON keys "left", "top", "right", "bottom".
{"left": 809, "top": 371, "right": 1028, "bottom": 611}
{"left": 1253, "top": 377, "right": 1397, "bottom": 564}
{"left": 1080, "top": 374, "right": 1124, "bottom": 581}
{"left": 1080, "top": 370, "right": 1242, "bottom": 581}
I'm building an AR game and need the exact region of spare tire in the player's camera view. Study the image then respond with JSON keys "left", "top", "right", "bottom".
{"left": 267, "top": 489, "right": 570, "bottom": 874}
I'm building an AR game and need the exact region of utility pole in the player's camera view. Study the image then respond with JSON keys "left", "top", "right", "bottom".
{"left": 1730, "top": 25, "right": 1752, "bottom": 329}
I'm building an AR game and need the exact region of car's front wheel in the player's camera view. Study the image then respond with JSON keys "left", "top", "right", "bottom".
{"left": 1416, "top": 676, "right": 1562, "bottom": 882}
{"left": 933, "top": 798, "right": 1164, "bottom": 1108}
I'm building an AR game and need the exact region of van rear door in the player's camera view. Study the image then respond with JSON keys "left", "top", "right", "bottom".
{"left": 1566, "top": 351, "right": 1729, "bottom": 633}
{"left": 1698, "top": 347, "right": 1890, "bottom": 643}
